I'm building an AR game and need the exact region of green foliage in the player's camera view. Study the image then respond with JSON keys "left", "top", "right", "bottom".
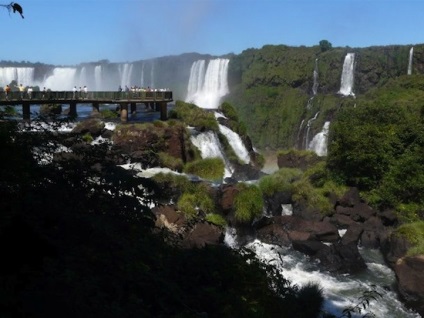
{"left": 234, "top": 183, "right": 264, "bottom": 223}
{"left": 158, "top": 151, "right": 184, "bottom": 171}
{"left": 172, "top": 100, "right": 219, "bottom": 131}
{"left": 258, "top": 167, "right": 302, "bottom": 197}
{"left": 219, "top": 101, "right": 239, "bottom": 121}
{"left": 292, "top": 162, "right": 346, "bottom": 215}
{"left": 319, "top": 40, "right": 332, "bottom": 52}
{"left": 177, "top": 193, "right": 198, "bottom": 219}
{"left": 395, "top": 222, "right": 424, "bottom": 256}
{"left": 100, "top": 108, "right": 118, "bottom": 119}
{"left": 205, "top": 213, "right": 227, "bottom": 227}
{"left": 183, "top": 157, "right": 225, "bottom": 181}
{"left": 82, "top": 132, "right": 94, "bottom": 143}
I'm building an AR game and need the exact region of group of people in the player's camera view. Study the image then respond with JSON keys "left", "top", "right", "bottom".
{"left": 72, "top": 86, "right": 88, "bottom": 99}
{"left": 3, "top": 83, "right": 42, "bottom": 100}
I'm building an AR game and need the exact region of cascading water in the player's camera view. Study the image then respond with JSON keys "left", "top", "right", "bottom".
{"left": 94, "top": 65, "right": 102, "bottom": 91}
{"left": 43, "top": 68, "right": 77, "bottom": 90}
{"left": 190, "top": 130, "right": 233, "bottom": 179}
{"left": 218, "top": 124, "right": 250, "bottom": 164}
{"left": 242, "top": 240, "right": 420, "bottom": 318}
{"left": 312, "top": 58, "right": 319, "bottom": 96}
{"left": 338, "top": 53, "right": 355, "bottom": 96}
{"left": 0, "top": 67, "right": 34, "bottom": 87}
{"left": 303, "top": 111, "right": 319, "bottom": 149}
{"left": 308, "top": 121, "right": 330, "bottom": 156}
{"left": 140, "top": 63, "right": 145, "bottom": 87}
{"left": 408, "top": 47, "right": 414, "bottom": 75}
{"left": 119, "top": 63, "right": 133, "bottom": 88}
{"left": 185, "top": 58, "right": 229, "bottom": 109}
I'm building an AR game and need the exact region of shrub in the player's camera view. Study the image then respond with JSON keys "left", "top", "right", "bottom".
{"left": 82, "top": 133, "right": 94, "bottom": 143}
{"left": 183, "top": 157, "right": 225, "bottom": 181}
{"left": 177, "top": 193, "right": 198, "bottom": 219}
{"left": 100, "top": 109, "right": 118, "bottom": 119}
{"left": 234, "top": 183, "right": 264, "bottom": 223}
{"left": 219, "top": 102, "right": 239, "bottom": 121}
{"left": 258, "top": 167, "right": 302, "bottom": 197}
{"left": 395, "top": 221, "right": 424, "bottom": 256}
{"left": 205, "top": 213, "right": 227, "bottom": 228}
{"left": 173, "top": 101, "right": 218, "bottom": 131}
{"left": 158, "top": 152, "right": 184, "bottom": 171}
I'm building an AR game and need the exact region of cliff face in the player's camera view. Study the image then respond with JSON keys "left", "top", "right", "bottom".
{"left": 226, "top": 44, "right": 424, "bottom": 150}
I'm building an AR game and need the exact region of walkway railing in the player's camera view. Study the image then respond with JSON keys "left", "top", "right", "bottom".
{"left": 0, "top": 90, "right": 173, "bottom": 101}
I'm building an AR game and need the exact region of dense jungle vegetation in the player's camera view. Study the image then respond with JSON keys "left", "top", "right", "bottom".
{"left": 0, "top": 115, "right": 329, "bottom": 317}
{"left": 226, "top": 43, "right": 424, "bottom": 150}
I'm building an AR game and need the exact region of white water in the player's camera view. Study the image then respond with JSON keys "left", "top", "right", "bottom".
{"left": 43, "top": 68, "right": 78, "bottom": 90}
{"left": 241, "top": 240, "right": 420, "bottom": 318}
{"left": 309, "top": 121, "right": 330, "bottom": 156}
{"left": 0, "top": 67, "right": 34, "bottom": 87}
{"left": 119, "top": 63, "right": 133, "bottom": 88}
{"left": 218, "top": 124, "right": 250, "bottom": 164}
{"left": 190, "top": 131, "right": 233, "bottom": 179}
{"left": 338, "top": 53, "right": 355, "bottom": 96}
{"left": 185, "top": 58, "right": 230, "bottom": 109}
{"left": 408, "top": 47, "right": 414, "bottom": 75}
{"left": 303, "top": 111, "right": 319, "bottom": 149}
{"left": 312, "top": 58, "right": 319, "bottom": 95}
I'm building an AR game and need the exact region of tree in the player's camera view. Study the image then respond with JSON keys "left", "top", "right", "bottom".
{"left": 319, "top": 40, "right": 333, "bottom": 52}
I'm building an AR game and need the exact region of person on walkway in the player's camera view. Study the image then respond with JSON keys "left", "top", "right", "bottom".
{"left": 83, "top": 85, "right": 88, "bottom": 99}
{"left": 5, "top": 85, "right": 10, "bottom": 100}
{"left": 27, "top": 86, "right": 33, "bottom": 99}
{"left": 72, "top": 86, "right": 77, "bottom": 99}
{"left": 19, "top": 83, "right": 25, "bottom": 99}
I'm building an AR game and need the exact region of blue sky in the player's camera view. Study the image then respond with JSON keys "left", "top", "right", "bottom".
{"left": 1, "top": 0, "right": 423, "bottom": 66}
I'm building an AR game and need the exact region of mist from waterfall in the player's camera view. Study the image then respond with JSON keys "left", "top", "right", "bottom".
{"left": 308, "top": 121, "right": 330, "bottom": 156}
{"left": 185, "top": 58, "right": 230, "bottom": 109}
{"left": 338, "top": 53, "right": 355, "bottom": 96}
{"left": 44, "top": 68, "right": 78, "bottom": 90}
{"left": 94, "top": 65, "right": 102, "bottom": 90}
{"left": 190, "top": 131, "right": 233, "bottom": 178}
{"left": 119, "top": 63, "right": 133, "bottom": 89}
{"left": 408, "top": 47, "right": 414, "bottom": 75}
{"left": 218, "top": 124, "right": 250, "bottom": 164}
{"left": 0, "top": 67, "right": 34, "bottom": 87}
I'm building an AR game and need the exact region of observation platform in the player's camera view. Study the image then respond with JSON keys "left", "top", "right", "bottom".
{"left": 0, "top": 90, "right": 173, "bottom": 122}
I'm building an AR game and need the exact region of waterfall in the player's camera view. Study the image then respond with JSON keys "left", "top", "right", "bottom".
{"left": 94, "top": 65, "right": 102, "bottom": 91}
{"left": 303, "top": 111, "right": 319, "bottom": 149}
{"left": 312, "top": 58, "right": 319, "bottom": 95}
{"left": 140, "top": 63, "right": 145, "bottom": 87}
{"left": 119, "top": 63, "right": 133, "bottom": 88}
{"left": 338, "top": 53, "right": 355, "bottom": 96}
{"left": 308, "top": 121, "right": 330, "bottom": 156}
{"left": 190, "top": 131, "right": 233, "bottom": 178}
{"left": 0, "top": 67, "right": 35, "bottom": 87}
{"left": 218, "top": 124, "right": 250, "bottom": 164}
{"left": 408, "top": 47, "right": 414, "bottom": 75}
{"left": 186, "top": 60, "right": 206, "bottom": 101}
{"left": 43, "top": 68, "right": 77, "bottom": 90}
{"left": 185, "top": 58, "right": 229, "bottom": 109}
{"left": 150, "top": 61, "right": 155, "bottom": 88}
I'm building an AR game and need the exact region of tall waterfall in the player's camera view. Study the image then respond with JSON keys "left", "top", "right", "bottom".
{"left": 119, "top": 63, "right": 133, "bottom": 88}
{"left": 0, "top": 67, "right": 34, "bottom": 87}
{"left": 94, "top": 65, "right": 102, "bottom": 91}
{"left": 338, "top": 53, "right": 355, "bottom": 96}
{"left": 190, "top": 131, "right": 233, "bottom": 178}
{"left": 408, "top": 47, "right": 414, "bottom": 75}
{"left": 185, "top": 58, "right": 230, "bottom": 109}
{"left": 218, "top": 124, "right": 250, "bottom": 164}
{"left": 303, "top": 112, "right": 319, "bottom": 149}
{"left": 312, "top": 58, "right": 319, "bottom": 96}
{"left": 308, "top": 121, "right": 330, "bottom": 156}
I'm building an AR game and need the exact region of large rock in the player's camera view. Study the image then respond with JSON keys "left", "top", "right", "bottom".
{"left": 395, "top": 255, "right": 424, "bottom": 316}
{"left": 72, "top": 118, "right": 106, "bottom": 137}
{"left": 277, "top": 150, "right": 322, "bottom": 171}
{"left": 182, "top": 222, "right": 224, "bottom": 248}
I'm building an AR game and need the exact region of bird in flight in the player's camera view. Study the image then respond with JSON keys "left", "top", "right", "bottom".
{"left": 0, "top": 2, "right": 24, "bottom": 19}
